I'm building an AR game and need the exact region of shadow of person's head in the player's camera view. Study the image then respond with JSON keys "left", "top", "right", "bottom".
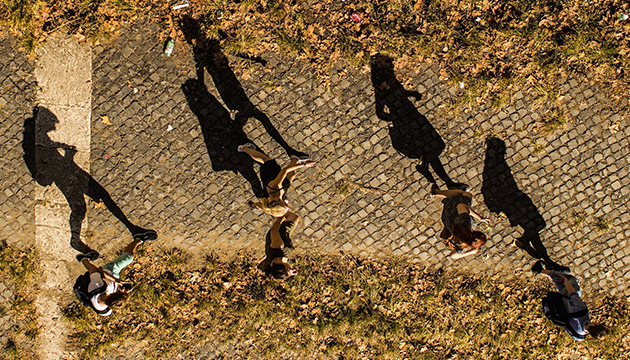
{"left": 35, "top": 106, "right": 60, "bottom": 135}
{"left": 486, "top": 137, "right": 506, "bottom": 158}
{"left": 370, "top": 54, "right": 397, "bottom": 91}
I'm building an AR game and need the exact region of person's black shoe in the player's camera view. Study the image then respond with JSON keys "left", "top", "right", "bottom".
{"left": 133, "top": 229, "right": 158, "bottom": 242}
{"left": 531, "top": 260, "right": 545, "bottom": 274}
{"left": 447, "top": 183, "right": 471, "bottom": 192}
{"left": 76, "top": 251, "right": 99, "bottom": 262}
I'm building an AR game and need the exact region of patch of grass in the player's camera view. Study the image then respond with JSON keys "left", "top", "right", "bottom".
{"left": 541, "top": 109, "right": 567, "bottom": 134}
{"left": 531, "top": 141, "right": 545, "bottom": 154}
{"left": 335, "top": 181, "right": 350, "bottom": 196}
{"left": 572, "top": 214, "right": 586, "bottom": 228}
{"left": 222, "top": 29, "right": 258, "bottom": 56}
{"left": 64, "top": 248, "right": 630, "bottom": 359}
{"left": 0, "top": 242, "right": 39, "bottom": 360}
{"left": 595, "top": 217, "right": 611, "bottom": 232}
{"left": 3, "top": 339, "right": 19, "bottom": 359}
{"left": 276, "top": 28, "right": 307, "bottom": 55}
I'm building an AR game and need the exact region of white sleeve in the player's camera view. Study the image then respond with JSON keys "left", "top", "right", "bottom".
{"left": 87, "top": 272, "right": 104, "bottom": 293}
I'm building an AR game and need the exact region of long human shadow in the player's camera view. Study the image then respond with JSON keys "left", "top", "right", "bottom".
{"left": 22, "top": 106, "right": 154, "bottom": 255}
{"left": 181, "top": 78, "right": 265, "bottom": 197}
{"left": 179, "top": 15, "right": 306, "bottom": 158}
{"left": 481, "top": 137, "right": 568, "bottom": 271}
{"left": 370, "top": 54, "right": 467, "bottom": 189}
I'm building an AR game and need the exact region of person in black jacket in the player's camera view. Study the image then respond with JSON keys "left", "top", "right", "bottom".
{"left": 532, "top": 260, "right": 608, "bottom": 340}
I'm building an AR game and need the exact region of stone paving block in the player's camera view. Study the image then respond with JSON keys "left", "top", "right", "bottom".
{"left": 0, "top": 37, "right": 37, "bottom": 250}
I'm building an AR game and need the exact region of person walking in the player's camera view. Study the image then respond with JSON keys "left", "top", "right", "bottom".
{"left": 258, "top": 212, "right": 300, "bottom": 279}
{"left": 73, "top": 237, "right": 153, "bottom": 316}
{"left": 239, "top": 143, "right": 315, "bottom": 217}
{"left": 532, "top": 260, "right": 608, "bottom": 340}
{"left": 431, "top": 185, "right": 489, "bottom": 259}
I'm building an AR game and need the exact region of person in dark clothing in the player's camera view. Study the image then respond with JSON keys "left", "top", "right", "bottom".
{"left": 258, "top": 212, "right": 300, "bottom": 279}
{"left": 532, "top": 260, "right": 608, "bottom": 340}
{"left": 239, "top": 143, "right": 315, "bottom": 218}
{"left": 431, "top": 186, "right": 490, "bottom": 259}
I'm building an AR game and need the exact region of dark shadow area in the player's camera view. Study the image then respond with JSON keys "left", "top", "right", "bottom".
{"left": 179, "top": 15, "right": 306, "bottom": 158}
{"left": 481, "top": 137, "right": 568, "bottom": 271}
{"left": 181, "top": 78, "right": 265, "bottom": 197}
{"left": 370, "top": 54, "right": 467, "bottom": 189}
{"left": 22, "top": 107, "right": 153, "bottom": 255}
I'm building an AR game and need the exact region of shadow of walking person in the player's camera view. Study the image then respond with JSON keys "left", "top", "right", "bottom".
{"left": 181, "top": 78, "right": 265, "bottom": 197}
{"left": 370, "top": 54, "right": 467, "bottom": 190}
{"left": 481, "top": 137, "right": 568, "bottom": 271}
{"left": 22, "top": 107, "right": 157, "bottom": 255}
{"left": 179, "top": 15, "right": 307, "bottom": 158}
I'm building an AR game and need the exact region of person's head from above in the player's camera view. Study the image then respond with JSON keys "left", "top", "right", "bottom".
{"left": 266, "top": 199, "right": 289, "bottom": 217}
{"left": 585, "top": 323, "right": 608, "bottom": 339}
{"left": 269, "top": 257, "right": 297, "bottom": 280}
{"left": 103, "top": 290, "right": 130, "bottom": 310}
{"left": 452, "top": 224, "right": 487, "bottom": 249}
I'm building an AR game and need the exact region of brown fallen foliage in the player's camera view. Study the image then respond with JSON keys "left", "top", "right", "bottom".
{"left": 64, "top": 248, "right": 630, "bottom": 359}
{"left": 0, "top": 242, "right": 39, "bottom": 360}
{"left": 1, "top": 0, "right": 629, "bottom": 103}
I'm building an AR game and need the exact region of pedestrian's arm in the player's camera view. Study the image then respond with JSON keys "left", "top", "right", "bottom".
{"left": 81, "top": 259, "right": 103, "bottom": 275}
{"left": 248, "top": 200, "right": 264, "bottom": 211}
{"left": 468, "top": 207, "right": 488, "bottom": 222}
{"left": 268, "top": 162, "right": 314, "bottom": 188}
{"left": 563, "top": 276, "right": 576, "bottom": 294}
{"left": 285, "top": 211, "right": 299, "bottom": 224}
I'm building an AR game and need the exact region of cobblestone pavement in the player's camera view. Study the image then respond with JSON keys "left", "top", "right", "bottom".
{"left": 2, "top": 18, "right": 630, "bottom": 358}
{"left": 84, "top": 20, "right": 630, "bottom": 299}
{"left": 0, "top": 37, "right": 37, "bottom": 250}
{"left": 0, "top": 36, "right": 37, "bottom": 352}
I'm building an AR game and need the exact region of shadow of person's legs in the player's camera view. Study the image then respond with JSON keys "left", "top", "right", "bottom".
{"left": 182, "top": 78, "right": 265, "bottom": 197}
{"left": 481, "top": 137, "right": 568, "bottom": 270}
{"left": 179, "top": 15, "right": 306, "bottom": 158}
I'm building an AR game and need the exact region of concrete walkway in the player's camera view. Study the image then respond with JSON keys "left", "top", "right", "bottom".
{"left": 33, "top": 33, "right": 92, "bottom": 360}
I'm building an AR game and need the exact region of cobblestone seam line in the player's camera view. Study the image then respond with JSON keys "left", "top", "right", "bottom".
{"left": 33, "top": 34, "right": 92, "bottom": 360}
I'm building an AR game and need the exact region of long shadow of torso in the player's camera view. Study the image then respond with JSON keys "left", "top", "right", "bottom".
{"left": 481, "top": 137, "right": 567, "bottom": 270}
{"left": 371, "top": 54, "right": 463, "bottom": 188}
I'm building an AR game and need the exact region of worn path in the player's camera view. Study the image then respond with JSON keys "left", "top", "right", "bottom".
{"left": 87, "top": 20, "right": 630, "bottom": 295}
{"left": 1, "top": 18, "right": 630, "bottom": 359}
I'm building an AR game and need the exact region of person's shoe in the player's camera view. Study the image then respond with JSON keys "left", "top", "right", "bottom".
{"left": 133, "top": 229, "right": 158, "bottom": 243}
{"left": 428, "top": 183, "right": 438, "bottom": 201}
{"left": 531, "top": 260, "right": 545, "bottom": 274}
{"left": 514, "top": 239, "right": 526, "bottom": 249}
{"left": 237, "top": 143, "right": 256, "bottom": 152}
{"left": 447, "top": 183, "right": 471, "bottom": 192}
{"left": 290, "top": 154, "right": 313, "bottom": 162}
{"left": 76, "top": 251, "right": 99, "bottom": 262}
